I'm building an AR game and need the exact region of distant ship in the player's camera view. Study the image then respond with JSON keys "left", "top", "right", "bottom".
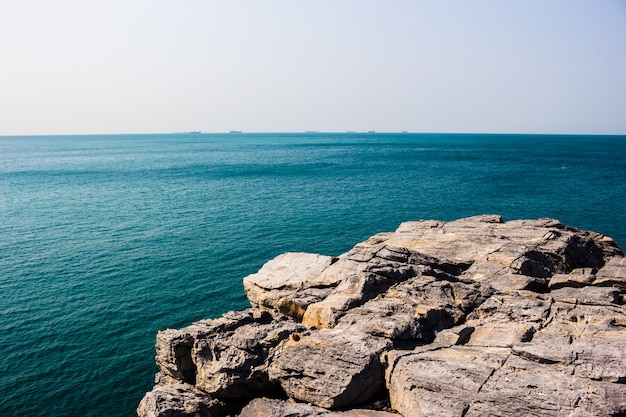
{"left": 368, "top": 131, "right": 376, "bottom": 133}
{"left": 229, "top": 130, "right": 243, "bottom": 134}
{"left": 187, "top": 130, "right": 201, "bottom": 134}
{"left": 305, "top": 130, "right": 319, "bottom": 133}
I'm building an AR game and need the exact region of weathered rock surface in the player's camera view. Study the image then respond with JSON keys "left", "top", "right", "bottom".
{"left": 155, "top": 309, "right": 306, "bottom": 399}
{"left": 238, "top": 397, "right": 398, "bottom": 417}
{"left": 268, "top": 328, "right": 391, "bottom": 408}
{"left": 138, "top": 216, "right": 626, "bottom": 417}
{"left": 243, "top": 253, "right": 339, "bottom": 321}
{"left": 137, "top": 384, "right": 228, "bottom": 417}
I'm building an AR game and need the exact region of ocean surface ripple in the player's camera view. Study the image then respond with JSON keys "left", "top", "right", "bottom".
{"left": 1, "top": 132, "right": 624, "bottom": 416}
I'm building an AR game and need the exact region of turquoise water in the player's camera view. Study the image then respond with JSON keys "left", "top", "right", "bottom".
{"left": 1, "top": 132, "right": 625, "bottom": 416}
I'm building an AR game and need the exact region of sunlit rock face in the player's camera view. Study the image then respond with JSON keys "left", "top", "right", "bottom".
{"left": 138, "top": 215, "right": 626, "bottom": 417}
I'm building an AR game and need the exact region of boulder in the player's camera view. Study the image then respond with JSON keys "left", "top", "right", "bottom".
{"left": 137, "top": 384, "right": 227, "bottom": 417}
{"left": 156, "top": 309, "right": 306, "bottom": 398}
{"left": 268, "top": 328, "right": 391, "bottom": 409}
{"left": 243, "top": 253, "right": 339, "bottom": 321}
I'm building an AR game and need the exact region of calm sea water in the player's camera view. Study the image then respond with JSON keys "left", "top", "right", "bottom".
{"left": 1, "top": 132, "right": 625, "bottom": 416}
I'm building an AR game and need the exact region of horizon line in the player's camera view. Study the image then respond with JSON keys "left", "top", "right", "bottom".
{"left": 2, "top": 131, "right": 626, "bottom": 138}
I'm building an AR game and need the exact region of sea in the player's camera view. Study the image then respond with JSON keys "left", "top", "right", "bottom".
{"left": 1, "top": 132, "right": 625, "bottom": 416}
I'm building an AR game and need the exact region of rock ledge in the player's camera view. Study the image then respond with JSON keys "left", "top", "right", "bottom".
{"left": 138, "top": 215, "right": 626, "bottom": 417}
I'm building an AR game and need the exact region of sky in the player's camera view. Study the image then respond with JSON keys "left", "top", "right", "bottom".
{"left": 1, "top": 0, "right": 625, "bottom": 135}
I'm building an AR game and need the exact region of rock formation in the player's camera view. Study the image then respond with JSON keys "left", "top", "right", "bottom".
{"left": 138, "top": 215, "right": 626, "bottom": 417}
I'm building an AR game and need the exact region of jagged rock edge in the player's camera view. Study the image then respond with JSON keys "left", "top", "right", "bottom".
{"left": 138, "top": 216, "right": 626, "bottom": 417}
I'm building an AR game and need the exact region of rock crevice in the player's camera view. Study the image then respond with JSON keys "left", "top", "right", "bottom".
{"left": 138, "top": 216, "right": 626, "bottom": 417}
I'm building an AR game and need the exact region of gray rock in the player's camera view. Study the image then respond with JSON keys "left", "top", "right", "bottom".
{"left": 550, "top": 285, "right": 623, "bottom": 305}
{"left": 335, "top": 274, "right": 491, "bottom": 342}
{"left": 432, "top": 291, "right": 551, "bottom": 349}
{"left": 243, "top": 253, "right": 339, "bottom": 321}
{"left": 237, "top": 398, "right": 398, "bottom": 417}
{"left": 385, "top": 346, "right": 510, "bottom": 417}
{"left": 301, "top": 242, "right": 473, "bottom": 329}
{"left": 386, "top": 286, "right": 626, "bottom": 416}
{"left": 386, "top": 345, "right": 626, "bottom": 417}
{"left": 156, "top": 309, "right": 306, "bottom": 399}
{"left": 155, "top": 309, "right": 263, "bottom": 386}
{"left": 467, "top": 355, "right": 626, "bottom": 417}
{"left": 156, "top": 328, "right": 200, "bottom": 386}
{"left": 512, "top": 302, "right": 626, "bottom": 383}
{"left": 593, "top": 255, "right": 626, "bottom": 289}
{"left": 377, "top": 216, "right": 607, "bottom": 297}
{"left": 137, "top": 384, "right": 226, "bottom": 417}
{"left": 548, "top": 267, "right": 596, "bottom": 289}
{"left": 268, "top": 329, "right": 391, "bottom": 409}
{"left": 193, "top": 312, "right": 306, "bottom": 398}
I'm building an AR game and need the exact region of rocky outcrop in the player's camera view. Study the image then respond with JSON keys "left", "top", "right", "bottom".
{"left": 138, "top": 215, "right": 626, "bottom": 417}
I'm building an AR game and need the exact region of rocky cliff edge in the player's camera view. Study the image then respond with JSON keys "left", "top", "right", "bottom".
{"left": 137, "top": 215, "right": 626, "bottom": 417}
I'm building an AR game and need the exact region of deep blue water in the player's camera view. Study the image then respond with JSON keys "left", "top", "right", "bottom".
{"left": 1, "top": 132, "right": 625, "bottom": 416}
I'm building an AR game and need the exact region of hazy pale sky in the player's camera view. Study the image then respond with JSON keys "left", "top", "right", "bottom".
{"left": 1, "top": 1, "right": 625, "bottom": 135}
